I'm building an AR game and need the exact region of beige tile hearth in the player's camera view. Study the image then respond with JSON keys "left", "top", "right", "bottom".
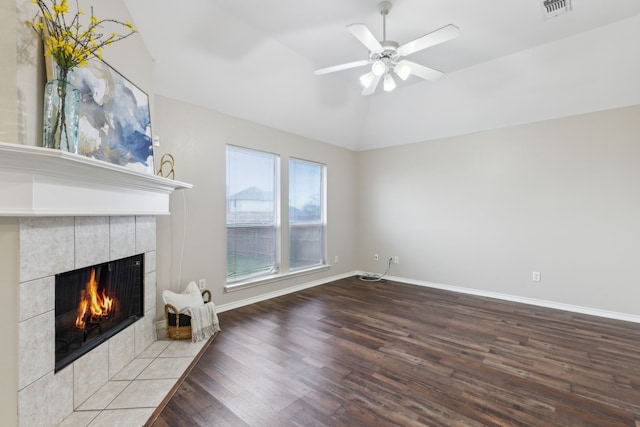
{"left": 57, "top": 411, "right": 101, "bottom": 427}
{"left": 77, "top": 381, "right": 130, "bottom": 411}
{"left": 59, "top": 338, "right": 209, "bottom": 427}
{"left": 137, "top": 357, "right": 193, "bottom": 380}
{"left": 110, "top": 359, "right": 153, "bottom": 381}
{"left": 158, "top": 338, "right": 208, "bottom": 358}
{"left": 136, "top": 340, "right": 171, "bottom": 359}
{"left": 58, "top": 403, "right": 168, "bottom": 427}
{"left": 107, "top": 379, "right": 176, "bottom": 409}
{"left": 79, "top": 408, "right": 155, "bottom": 427}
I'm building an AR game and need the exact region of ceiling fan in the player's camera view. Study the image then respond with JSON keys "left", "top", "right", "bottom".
{"left": 314, "top": 1, "right": 460, "bottom": 96}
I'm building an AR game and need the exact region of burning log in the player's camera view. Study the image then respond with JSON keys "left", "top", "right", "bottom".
{"left": 75, "top": 268, "right": 115, "bottom": 329}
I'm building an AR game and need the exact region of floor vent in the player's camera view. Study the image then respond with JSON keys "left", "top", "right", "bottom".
{"left": 541, "top": 0, "right": 571, "bottom": 19}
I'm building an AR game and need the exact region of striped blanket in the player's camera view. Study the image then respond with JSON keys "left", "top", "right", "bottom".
{"left": 187, "top": 302, "right": 221, "bottom": 343}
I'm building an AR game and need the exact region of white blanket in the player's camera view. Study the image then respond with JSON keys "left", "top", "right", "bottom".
{"left": 187, "top": 302, "right": 221, "bottom": 343}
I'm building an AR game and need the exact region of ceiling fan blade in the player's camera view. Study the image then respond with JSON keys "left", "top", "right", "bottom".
{"left": 314, "top": 60, "right": 370, "bottom": 75}
{"left": 361, "top": 74, "right": 381, "bottom": 96}
{"left": 397, "top": 24, "right": 460, "bottom": 56}
{"left": 402, "top": 60, "right": 444, "bottom": 81}
{"left": 347, "top": 23, "right": 383, "bottom": 53}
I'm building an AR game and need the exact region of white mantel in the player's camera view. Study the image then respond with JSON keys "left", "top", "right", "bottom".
{"left": 0, "top": 141, "right": 192, "bottom": 216}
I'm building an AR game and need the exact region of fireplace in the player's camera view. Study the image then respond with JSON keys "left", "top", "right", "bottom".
{"left": 55, "top": 254, "right": 144, "bottom": 372}
{"left": 6, "top": 146, "right": 185, "bottom": 426}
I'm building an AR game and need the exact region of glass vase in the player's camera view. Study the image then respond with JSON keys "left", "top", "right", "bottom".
{"left": 43, "top": 68, "right": 81, "bottom": 153}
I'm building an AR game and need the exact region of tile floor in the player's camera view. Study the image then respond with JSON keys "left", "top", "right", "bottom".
{"left": 57, "top": 338, "right": 209, "bottom": 427}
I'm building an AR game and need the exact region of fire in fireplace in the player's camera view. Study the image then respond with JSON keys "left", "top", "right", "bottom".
{"left": 75, "top": 268, "right": 115, "bottom": 329}
{"left": 55, "top": 254, "right": 144, "bottom": 372}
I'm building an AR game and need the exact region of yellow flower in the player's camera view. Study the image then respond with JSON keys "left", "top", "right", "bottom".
{"left": 28, "top": 0, "right": 136, "bottom": 72}
{"left": 53, "top": 0, "right": 68, "bottom": 15}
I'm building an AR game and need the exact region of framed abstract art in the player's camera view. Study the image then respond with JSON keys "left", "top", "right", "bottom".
{"left": 68, "top": 60, "right": 154, "bottom": 174}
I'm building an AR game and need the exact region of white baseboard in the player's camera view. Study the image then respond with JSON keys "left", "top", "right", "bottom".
{"left": 215, "top": 271, "right": 358, "bottom": 313}
{"left": 212, "top": 271, "right": 640, "bottom": 325}
{"left": 380, "top": 274, "right": 640, "bottom": 324}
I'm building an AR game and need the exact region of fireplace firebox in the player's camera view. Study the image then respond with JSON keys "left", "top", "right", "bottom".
{"left": 55, "top": 254, "right": 144, "bottom": 372}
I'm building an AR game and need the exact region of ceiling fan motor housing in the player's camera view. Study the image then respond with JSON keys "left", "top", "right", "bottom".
{"left": 369, "top": 41, "right": 399, "bottom": 60}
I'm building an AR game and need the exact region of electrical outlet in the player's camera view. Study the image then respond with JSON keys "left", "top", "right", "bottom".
{"left": 198, "top": 279, "right": 206, "bottom": 290}
{"left": 532, "top": 272, "right": 541, "bottom": 282}
{"left": 393, "top": 256, "right": 400, "bottom": 264}
{"left": 374, "top": 254, "right": 379, "bottom": 261}
{"left": 334, "top": 255, "right": 339, "bottom": 263}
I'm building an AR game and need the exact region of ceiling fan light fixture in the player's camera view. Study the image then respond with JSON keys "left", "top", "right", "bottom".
{"left": 360, "top": 72, "right": 376, "bottom": 88}
{"left": 314, "top": 1, "right": 459, "bottom": 96}
{"left": 393, "top": 61, "right": 411, "bottom": 80}
{"left": 371, "top": 60, "right": 386, "bottom": 76}
{"left": 383, "top": 74, "right": 396, "bottom": 92}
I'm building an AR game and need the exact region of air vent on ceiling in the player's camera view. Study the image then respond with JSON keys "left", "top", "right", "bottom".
{"left": 541, "top": 0, "right": 571, "bottom": 19}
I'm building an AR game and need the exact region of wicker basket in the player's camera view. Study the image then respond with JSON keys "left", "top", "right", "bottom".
{"left": 165, "top": 290, "right": 211, "bottom": 340}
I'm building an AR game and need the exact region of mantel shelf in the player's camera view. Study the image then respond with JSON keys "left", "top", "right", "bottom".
{"left": 0, "top": 141, "right": 192, "bottom": 216}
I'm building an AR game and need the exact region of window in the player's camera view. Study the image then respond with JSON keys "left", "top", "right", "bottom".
{"left": 226, "top": 147, "right": 327, "bottom": 287}
{"left": 289, "top": 158, "right": 325, "bottom": 270}
{"left": 226, "top": 146, "right": 279, "bottom": 282}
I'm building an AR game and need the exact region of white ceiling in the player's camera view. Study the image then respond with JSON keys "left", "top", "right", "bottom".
{"left": 124, "top": 0, "right": 640, "bottom": 151}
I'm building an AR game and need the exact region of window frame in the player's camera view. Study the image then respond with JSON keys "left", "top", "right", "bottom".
{"left": 224, "top": 147, "right": 330, "bottom": 292}
{"left": 288, "top": 157, "right": 327, "bottom": 272}
{"left": 225, "top": 145, "right": 281, "bottom": 284}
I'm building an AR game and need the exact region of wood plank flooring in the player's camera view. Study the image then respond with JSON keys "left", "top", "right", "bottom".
{"left": 148, "top": 277, "right": 640, "bottom": 426}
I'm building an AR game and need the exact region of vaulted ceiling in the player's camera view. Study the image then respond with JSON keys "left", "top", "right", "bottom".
{"left": 124, "top": 0, "right": 640, "bottom": 151}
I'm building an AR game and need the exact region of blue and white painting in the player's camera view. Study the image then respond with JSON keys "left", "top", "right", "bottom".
{"left": 70, "top": 60, "right": 153, "bottom": 174}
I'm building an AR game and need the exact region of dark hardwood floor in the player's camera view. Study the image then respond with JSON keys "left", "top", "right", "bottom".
{"left": 149, "top": 276, "right": 640, "bottom": 426}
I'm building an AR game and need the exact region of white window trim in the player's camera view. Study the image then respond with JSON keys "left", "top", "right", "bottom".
{"left": 224, "top": 264, "right": 330, "bottom": 293}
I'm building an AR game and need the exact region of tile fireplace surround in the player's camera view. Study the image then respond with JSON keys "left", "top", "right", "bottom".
{"left": 1, "top": 143, "right": 194, "bottom": 426}
{"left": 18, "top": 216, "right": 158, "bottom": 426}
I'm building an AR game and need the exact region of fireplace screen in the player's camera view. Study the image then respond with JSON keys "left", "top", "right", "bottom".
{"left": 55, "top": 254, "right": 144, "bottom": 372}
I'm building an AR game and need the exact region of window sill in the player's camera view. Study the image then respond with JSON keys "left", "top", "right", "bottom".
{"left": 225, "top": 264, "right": 330, "bottom": 293}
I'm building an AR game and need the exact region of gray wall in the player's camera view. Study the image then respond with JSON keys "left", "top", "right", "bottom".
{"left": 153, "top": 95, "right": 358, "bottom": 319}
{"left": 0, "top": 218, "right": 19, "bottom": 426}
{"left": 1, "top": 0, "right": 18, "bottom": 143}
{"left": 357, "top": 105, "right": 640, "bottom": 315}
